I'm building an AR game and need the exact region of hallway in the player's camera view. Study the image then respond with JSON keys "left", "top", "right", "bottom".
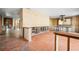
{"left": 0, "top": 31, "right": 54, "bottom": 51}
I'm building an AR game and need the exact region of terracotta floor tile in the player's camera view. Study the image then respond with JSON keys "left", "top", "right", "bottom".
{"left": 0, "top": 31, "right": 79, "bottom": 51}
{"left": 0, "top": 31, "right": 54, "bottom": 51}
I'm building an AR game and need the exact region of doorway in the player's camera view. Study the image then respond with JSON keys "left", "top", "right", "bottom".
{"left": 4, "top": 17, "right": 13, "bottom": 34}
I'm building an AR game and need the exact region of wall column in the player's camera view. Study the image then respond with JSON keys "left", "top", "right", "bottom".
{"left": 24, "top": 27, "right": 32, "bottom": 42}
{"left": 13, "top": 18, "right": 15, "bottom": 29}
{"left": 2, "top": 17, "right": 4, "bottom": 26}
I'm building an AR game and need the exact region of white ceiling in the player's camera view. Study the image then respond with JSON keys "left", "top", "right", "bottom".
{"left": 0, "top": 8, "right": 79, "bottom": 18}
{"left": 0, "top": 8, "right": 21, "bottom": 18}
{"left": 31, "top": 8, "right": 79, "bottom": 18}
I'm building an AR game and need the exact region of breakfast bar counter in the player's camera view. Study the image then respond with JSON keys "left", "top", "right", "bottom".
{"left": 53, "top": 31, "right": 79, "bottom": 51}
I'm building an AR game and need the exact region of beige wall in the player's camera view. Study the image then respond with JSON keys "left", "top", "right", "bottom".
{"left": 72, "top": 16, "right": 79, "bottom": 32}
{"left": 13, "top": 17, "right": 23, "bottom": 37}
{"left": 22, "top": 8, "right": 50, "bottom": 27}
{"left": 49, "top": 18, "right": 58, "bottom": 26}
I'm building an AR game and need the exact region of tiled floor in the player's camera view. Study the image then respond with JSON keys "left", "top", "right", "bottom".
{"left": 0, "top": 30, "right": 79, "bottom": 51}
{"left": 0, "top": 34, "right": 28, "bottom": 51}
{"left": 0, "top": 31, "right": 54, "bottom": 51}
{"left": 28, "top": 31, "right": 54, "bottom": 51}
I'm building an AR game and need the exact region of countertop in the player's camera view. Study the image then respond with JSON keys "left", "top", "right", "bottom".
{"left": 53, "top": 31, "right": 79, "bottom": 39}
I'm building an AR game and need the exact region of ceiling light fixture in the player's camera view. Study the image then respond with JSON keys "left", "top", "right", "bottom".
{"left": 59, "top": 15, "right": 65, "bottom": 21}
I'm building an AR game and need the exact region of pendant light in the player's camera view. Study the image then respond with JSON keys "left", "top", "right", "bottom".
{"left": 60, "top": 15, "right": 65, "bottom": 21}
